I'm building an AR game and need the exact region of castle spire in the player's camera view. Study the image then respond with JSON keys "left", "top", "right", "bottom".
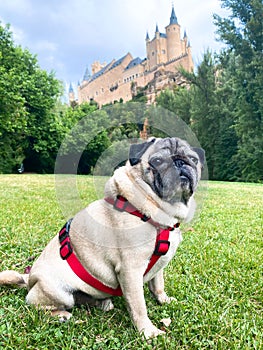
{"left": 170, "top": 5, "right": 178, "bottom": 25}
{"left": 68, "top": 82, "right": 75, "bottom": 104}
{"left": 69, "top": 82, "right": 74, "bottom": 93}
{"left": 155, "top": 23, "right": 159, "bottom": 33}
{"left": 145, "top": 31, "right": 150, "bottom": 41}
{"left": 83, "top": 66, "right": 91, "bottom": 81}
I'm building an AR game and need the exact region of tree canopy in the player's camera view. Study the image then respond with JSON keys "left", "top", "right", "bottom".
{"left": 0, "top": 23, "right": 62, "bottom": 172}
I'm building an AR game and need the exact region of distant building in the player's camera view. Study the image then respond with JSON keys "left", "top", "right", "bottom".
{"left": 70, "top": 6, "right": 193, "bottom": 107}
{"left": 68, "top": 82, "right": 75, "bottom": 104}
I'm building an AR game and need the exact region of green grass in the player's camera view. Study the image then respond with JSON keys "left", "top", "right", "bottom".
{"left": 0, "top": 175, "right": 262, "bottom": 349}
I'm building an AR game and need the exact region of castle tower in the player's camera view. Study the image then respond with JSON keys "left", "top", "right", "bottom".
{"left": 182, "top": 30, "right": 187, "bottom": 53}
{"left": 146, "top": 25, "right": 159, "bottom": 69}
{"left": 146, "top": 23, "right": 168, "bottom": 70}
{"left": 145, "top": 31, "right": 150, "bottom": 70}
{"left": 91, "top": 61, "right": 106, "bottom": 75}
{"left": 165, "top": 5, "right": 181, "bottom": 61}
{"left": 186, "top": 40, "right": 194, "bottom": 71}
{"left": 68, "top": 83, "right": 75, "bottom": 104}
{"left": 155, "top": 24, "right": 160, "bottom": 66}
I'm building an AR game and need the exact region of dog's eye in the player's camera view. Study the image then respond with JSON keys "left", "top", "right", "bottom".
{"left": 150, "top": 157, "right": 163, "bottom": 167}
{"left": 189, "top": 156, "right": 198, "bottom": 165}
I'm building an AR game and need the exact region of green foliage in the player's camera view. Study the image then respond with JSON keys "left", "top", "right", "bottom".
{"left": 186, "top": 51, "right": 238, "bottom": 180}
{"left": 157, "top": 52, "right": 239, "bottom": 181}
{"left": 157, "top": 0, "right": 262, "bottom": 182}
{"left": 214, "top": 0, "right": 263, "bottom": 181}
{"left": 0, "top": 175, "right": 262, "bottom": 349}
{"left": 0, "top": 22, "right": 62, "bottom": 173}
{"left": 156, "top": 87, "right": 191, "bottom": 125}
{"left": 0, "top": 25, "right": 28, "bottom": 172}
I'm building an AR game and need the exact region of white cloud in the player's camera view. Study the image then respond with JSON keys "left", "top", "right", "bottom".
{"left": 0, "top": 0, "right": 231, "bottom": 83}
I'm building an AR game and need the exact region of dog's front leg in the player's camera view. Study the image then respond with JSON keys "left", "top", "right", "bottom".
{"left": 148, "top": 269, "right": 175, "bottom": 304}
{"left": 119, "top": 268, "right": 165, "bottom": 339}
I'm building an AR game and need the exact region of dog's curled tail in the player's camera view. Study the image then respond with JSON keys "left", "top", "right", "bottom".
{"left": 0, "top": 270, "right": 29, "bottom": 288}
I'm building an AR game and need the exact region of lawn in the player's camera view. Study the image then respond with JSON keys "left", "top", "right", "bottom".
{"left": 0, "top": 175, "right": 262, "bottom": 349}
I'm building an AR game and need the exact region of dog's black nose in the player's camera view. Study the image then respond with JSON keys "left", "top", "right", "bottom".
{"left": 174, "top": 159, "right": 185, "bottom": 168}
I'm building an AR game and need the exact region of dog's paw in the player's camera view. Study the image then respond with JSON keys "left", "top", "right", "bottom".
{"left": 142, "top": 325, "right": 166, "bottom": 339}
{"left": 51, "top": 310, "right": 72, "bottom": 322}
{"left": 161, "top": 295, "right": 176, "bottom": 304}
{"left": 154, "top": 292, "right": 175, "bottom": 305}
{"left": 96, "top": 298, "right": 114, "bottom": 312}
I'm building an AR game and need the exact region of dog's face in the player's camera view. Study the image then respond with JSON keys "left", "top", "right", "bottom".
{"left": 129, "top": 137, "right": 205, "bottom": 205}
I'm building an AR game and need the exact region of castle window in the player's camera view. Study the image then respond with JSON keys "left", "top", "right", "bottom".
{"left": 162, "top": 50, "right": 166, "bottom": 54}
{"left": 152, "top": 51, "right": 155, "bottom": 56}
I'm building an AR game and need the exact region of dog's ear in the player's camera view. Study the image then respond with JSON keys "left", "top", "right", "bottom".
{"left": 129, "top": 139, "right": 155, "bottom": 166}
{"left": 192, "top": 147, "right": 205, "bottom": 166}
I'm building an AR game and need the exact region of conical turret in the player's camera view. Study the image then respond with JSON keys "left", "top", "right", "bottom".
{"left": 145, "top": 31, "right": 150, "bottom": 41}
{"left": 83, "top": 67, "right": 91, "bottom": 81}
{"left": 69, "top": 82, "right": 74, "bottom": 93}
{"left": 68, "top": 82, "right": 75, "bottom": 104}
{"left": 166, "top": 5, "right": 181, "bottom": 61}
{"left": 170, "top": 5, "right": 178, "bottom": 24}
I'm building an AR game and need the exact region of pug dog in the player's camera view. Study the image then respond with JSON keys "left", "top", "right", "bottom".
{"left": 0, "top": 137, "right": 205, "bottom": 339}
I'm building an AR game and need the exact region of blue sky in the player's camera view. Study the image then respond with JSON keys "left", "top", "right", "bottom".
{"left": 0, "top": 0, "right": 229, "bottom": 91}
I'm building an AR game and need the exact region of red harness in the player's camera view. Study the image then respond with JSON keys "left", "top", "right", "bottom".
{"left": 59, "top": 196, "right": 180, "bottom": 296}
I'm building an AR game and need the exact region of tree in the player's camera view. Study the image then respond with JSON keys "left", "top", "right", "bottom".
{"left": 0, "top": 24, "right": 28, "bottom": 172}
{"left": 156, "top": 86, "right": 191, "bottom": 125}
{"left": 214, "top": 0, "right": 263, "bottom": 181}
{"left": 156, "top": 51, "right": 239, "bottom": 181}
{"left": 0, "top": 22, "right": 62, "bottom": 173}
{"left": 185, "top": 51, "right": 227, "bottom": 179}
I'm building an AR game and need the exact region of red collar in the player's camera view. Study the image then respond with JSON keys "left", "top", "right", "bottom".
{"left": 104, "top": 195, "right": 180, "bottom": 230}
{"left": 58, "top": 196, "right": 180, "bottom": 296}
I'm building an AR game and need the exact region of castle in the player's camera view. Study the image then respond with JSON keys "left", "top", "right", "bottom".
{"left": 69, "top": 6, "right": 194, "bottom": 107}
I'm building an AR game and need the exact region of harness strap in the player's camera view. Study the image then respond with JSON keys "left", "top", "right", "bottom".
{"left": 104, "top": 196, "right": 151, "bottom": 222}
{"left": 58, "top": 196, "right": 180, "bottom": 297}
{"left": 59, "top": 221, "right": 122, "bottom": 296}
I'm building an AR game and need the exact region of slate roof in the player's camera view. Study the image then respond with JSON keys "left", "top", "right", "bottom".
{"left": 125, "top": 57, "right": 142, "bottom": 70}
{"left": 108, "top": 54, "right": 127, "bottom": 71}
